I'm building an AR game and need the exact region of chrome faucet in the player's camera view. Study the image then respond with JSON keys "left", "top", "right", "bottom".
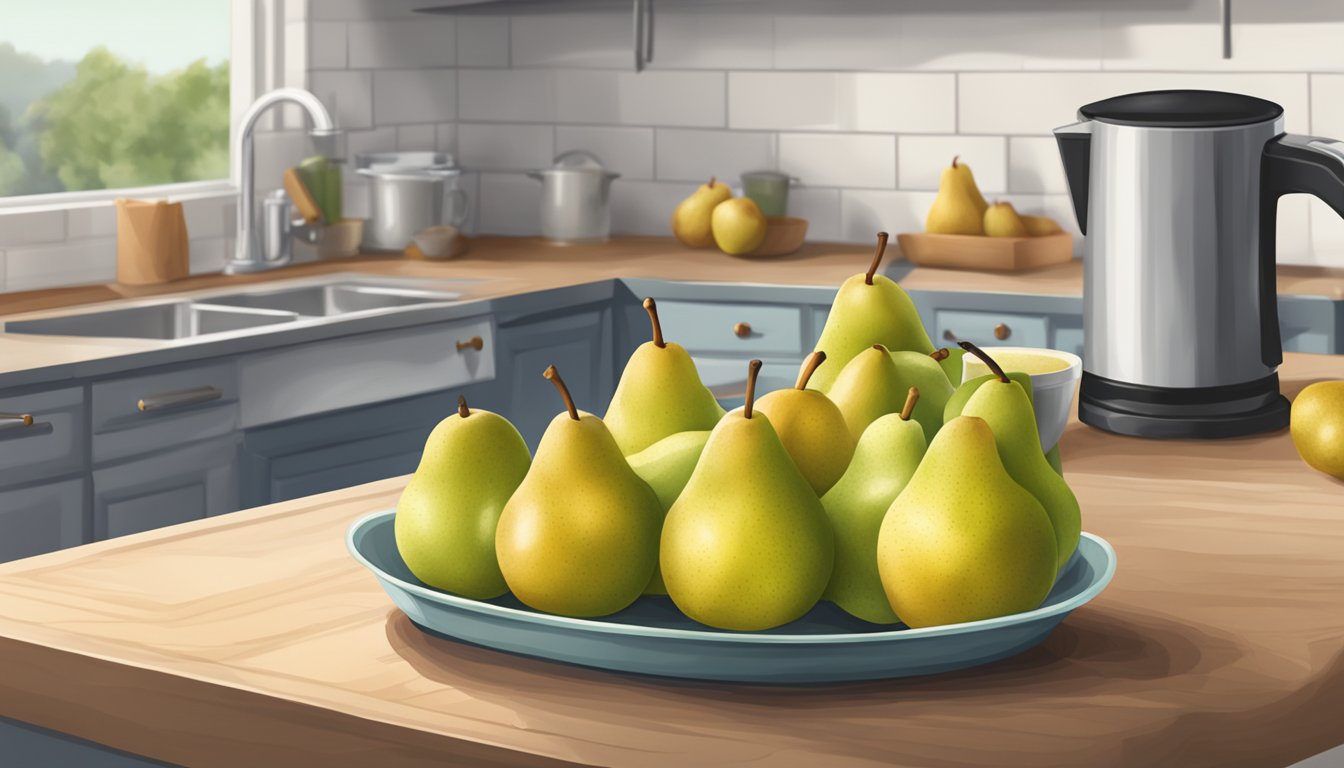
{"left": 225, "top": 88, "right": 339, "bottom": 275}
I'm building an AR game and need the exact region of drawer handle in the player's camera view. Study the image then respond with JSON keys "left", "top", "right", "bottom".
{"left": 994, "top": 323, "right": 1011, "bottom": 341}
{"left": 0, "top": 412, "right": 34, "bottom": 429}
{"left": 456, "top": 336, "right": 484, "bottom": 352}
{"left": 733, "top": 322, "right": 752, "bottom": 338}
{"left": 137, "top": 386, "right": 224, "bottom": 413}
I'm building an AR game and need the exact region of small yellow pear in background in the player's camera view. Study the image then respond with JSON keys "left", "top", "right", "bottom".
{"left": 926, "top": 156, "right": 985, "bottom": 235}
{"left": 671, "top": 177, "right": 732, "bottom": 248}
{"left": 983, "top": 201, "right": 1029, "bottom": 238}
{"left": 1291, "top": 381, "right": 1344, "bottom": 481}
{"left": 952, "top": 157, "right": 990, "bottom": 216}
{"left": 711, "top": 197, "right": 768, "bottom": 255}
{"left": 1022, "top": 214, "right": 1064, "bottom": 236}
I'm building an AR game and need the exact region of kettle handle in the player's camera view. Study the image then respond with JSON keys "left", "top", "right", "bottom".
{"left": 1260, "top": 135, "right": 1344, "bottom": 367}
{"left": 1054, "top": 120, "right": 1092, "bottom": 236}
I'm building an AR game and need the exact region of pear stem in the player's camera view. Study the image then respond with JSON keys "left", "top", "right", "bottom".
{"left": 795, "top": 350, "right": 826, "bottom": 390}
{"left": 643, "top": 297, "right": 665, "bottom": 348}
{"left": 457, "top": 395, "right": 471, "bottom": 418}
{"left": 744, "top": 359, "right": 763, "bottom": 419}
{"left": 865, "top": 232, "right": 889, "bottom": 286}
{"left": 952, "top": 155, "right": 960, "bottom": 169}
{"left": 872, "top": 343, "right": 888, "bottom": 353}
{"left": 929, "top": 348, "right": 950, "bottom": 362}
{"left": 708, "top": 176, "right": 717, "bottom": 188}
{"left": 900, "top": 387, "right": 920, "bottom": 421}
{"left": 958, "top": 341, "right": 1010, "bottom": 384}
{"left": 543, "top": 365, "right": 580, "bottom": 420}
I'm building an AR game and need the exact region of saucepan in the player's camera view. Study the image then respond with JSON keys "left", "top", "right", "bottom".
{"left": 527, "top": 150, "right": 620, "bottom": 244}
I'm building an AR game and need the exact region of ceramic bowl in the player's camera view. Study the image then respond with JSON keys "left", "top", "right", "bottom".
{"left": 962, "top": 346, "right": 1082, "bottom": 452}
{"left": 413, "top": 225, "right": 463, "bottom": 259}
{"left": 317, "top": 218, "right": 364, "bottom": 259}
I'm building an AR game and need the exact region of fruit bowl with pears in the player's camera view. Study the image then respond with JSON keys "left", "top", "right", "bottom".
{"left": 671, "top": 176, "right": 808, "bottom": 258}
{"left": 348, "top": 233, "right": 1115, "bottom": 683}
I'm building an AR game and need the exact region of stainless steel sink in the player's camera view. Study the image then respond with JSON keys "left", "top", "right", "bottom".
{"left": 204, "top": 283, "right": 460, "bottom": 317}
{"left": 3, "top": 301, "right": 296, "bottom": 340}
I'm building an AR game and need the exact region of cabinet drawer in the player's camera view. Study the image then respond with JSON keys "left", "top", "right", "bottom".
{"left": 92, "top": 360, "right": 239, "bottom": 464}
{"left": 934, "top": 310, "right": 1049, "bottom": 349}
{"left": 0, "top": 478, "right": 86, "bottom": 563}
{"left": 654, "top": 301, "right": 803, "bottom": 356}
{"left": 0, "top": 386, "right": 86, "bottom": 485}
{"left": 93, "top": 435, "right": 240, "bottom": 540}
{"left": 239, "top": 317, "right": 495, "bottom": 428}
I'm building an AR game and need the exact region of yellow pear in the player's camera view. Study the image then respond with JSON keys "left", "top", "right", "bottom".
{"left": 671, "top": 177, "right": 732, "bottom": 248}
{"left": 711, "top": 197, "right": 767, "bottom": 255}
{"left": 753, "top": 351, "right": 855, "bottom": 495}
{"left": 983, "top": 201, "right": 1028, "bottom": 237}
{"left": 952, "top": 156, "right": 990, "bottom": 216}
{"left": 1291, "top": 381, "right": 1344, "bottom": 480}
{"left": 1022, "top": 214, "right": 1063, "bottom": 236}
{"left": 926, "top": 156, "right": 985, "bottom": 235}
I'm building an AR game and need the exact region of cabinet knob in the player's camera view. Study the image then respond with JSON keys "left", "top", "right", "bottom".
{"left": 733, "top": 322, "right": 752, "bottom": 338}
{"left": 0, "top": 412, "right": 34, "bottom": 428}
{"left": 456, "top": 336, "right": 484, "bottom": 352}
{"left": 994, "top": 323, "right": 1011, "bottom": 341}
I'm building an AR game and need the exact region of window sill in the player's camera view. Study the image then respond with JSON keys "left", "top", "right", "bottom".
{"left": 0, "top": 180, "right": 238, "bottom": 216}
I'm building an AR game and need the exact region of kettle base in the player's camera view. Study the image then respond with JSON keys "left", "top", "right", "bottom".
{"left": 1078, "top": 372, "right": 1290, "bottom": 439}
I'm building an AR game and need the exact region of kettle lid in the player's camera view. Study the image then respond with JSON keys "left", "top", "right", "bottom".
{"left": 1080, "top": 89, "right": 1282, "bottom": 128}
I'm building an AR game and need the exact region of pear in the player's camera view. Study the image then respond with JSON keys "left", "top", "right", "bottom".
{"left": 827, "top": 344, "right": 906, "bottom": 443}
{"left": 889, "top": 349, "right": 954, "bottom": 445}
{"left": 821, "top": 388, "right": 926, "bottom": 624}
{"left": 1046, "top": 444, "right": 1064, "bottom": 476}
{"left": 944, "top": 370, "right": 1034, "bottom": 422}
{"left": 930, "top": 346, "right": 966, "bottom": 387}
{"left": 626, "top": 429, "right": 711, "bottom": 595}
{"left": 983, "top": 201, "right": 1029, "bottom": 237}
{"left": 952, "top": 156, "right": 990, "bottom": 216}
{"left": 1290, "top": 381, "right": 1344, "bottom": 480}
{"left": 753, "top": 351, "right": 855, "bottom": 495}
{"left": 809, "top": 233, "right": 936, "bottom": 392}
{"left": 1022, "top": 214, "right": 1063, "bottom": 236}
{"left": 926, "top": 156, "right": 985, "bottom": 235}
{"left": 661, "top": 360, "right": 834, "bottom": 630}
{"left": 958, "top": 343, "right": 1082, "bottom": 570}
{"left": 495, "top": 366, "right": 662, "bottom": 617}
{"left": 605, "top": 298, "right": 724, "bottom": 456}
{"left": 711, "top": 197, "right": 768, "bottom": 255}
{"left": 394, "top": 396, "right": 531, "bottom": 599}
{"left": 671, "top": 177, "right": 732, "bottom": 248}
{"left": 878, "top": 416, "right": 1057, "bottom": 628}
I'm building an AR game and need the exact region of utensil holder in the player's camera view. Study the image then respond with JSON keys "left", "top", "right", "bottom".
{"left": 115, "top": 199, "right": 189, "bottom": 285}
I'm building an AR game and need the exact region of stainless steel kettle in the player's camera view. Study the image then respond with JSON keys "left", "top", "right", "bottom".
{"left": 1055, "top": 90, "right": 1344, "bottom": 439}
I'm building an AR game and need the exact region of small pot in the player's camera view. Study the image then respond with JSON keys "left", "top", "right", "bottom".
{"left": 527, "top": 150, "right": 620, "bottom": 244}
{"left": 355, "top": 152, "right": 469, "bottom": 252}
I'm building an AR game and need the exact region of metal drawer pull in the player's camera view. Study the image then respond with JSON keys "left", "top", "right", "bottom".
{"left": 733, "top": 322, "right": 752, "bottom": 338}
{"left": 137, "top": 386, "right": 224, "bottom": 413}
{"left": 0, "top": 412, "right": 34, "bottom": 428}
{"left": 994, "top": 323, "right": 1011, "bottom": 341}
{"left": 456, "top": 336, "right": 484, "bottom": 352}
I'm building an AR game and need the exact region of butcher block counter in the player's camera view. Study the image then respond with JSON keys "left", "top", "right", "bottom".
{"left": 0, "top": 353, "right": 1341, "bottom": 767}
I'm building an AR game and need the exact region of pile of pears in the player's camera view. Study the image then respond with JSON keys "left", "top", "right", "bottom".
{"left": 671, "top": 177, "right": 768, "bottom": 255}
{"left": 926, "top": 156, "right": 1064, "bottom": 238}
{"left": 394, "top": 232, "right": 1083, "bottom": 632}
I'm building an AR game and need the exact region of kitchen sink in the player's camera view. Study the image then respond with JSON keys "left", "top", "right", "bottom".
{"left": 203, "top": 283, "right": 460, "bottom": 317}
{"left": 3, "top": 301, "right": 295, "bottom": 340}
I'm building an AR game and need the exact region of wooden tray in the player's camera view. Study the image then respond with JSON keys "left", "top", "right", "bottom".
{"left": 897, "top": 232, "right": 1072, "bottom": 271}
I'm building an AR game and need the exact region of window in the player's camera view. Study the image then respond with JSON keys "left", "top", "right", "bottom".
{"left": 0, "top": 0, "right": 231, "bottom": 199}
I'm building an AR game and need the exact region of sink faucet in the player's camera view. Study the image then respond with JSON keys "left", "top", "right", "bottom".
{"left": 225, "top": 88, "right": 339, "bottom": 275}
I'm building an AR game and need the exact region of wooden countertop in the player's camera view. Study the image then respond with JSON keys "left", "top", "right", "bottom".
{"left": 0, "top": 353, "right": 1342, "bottom": 766}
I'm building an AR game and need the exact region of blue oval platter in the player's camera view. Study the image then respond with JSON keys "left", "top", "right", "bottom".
{"left": 348, "top": 509, "right": 1116, "bottom": 684}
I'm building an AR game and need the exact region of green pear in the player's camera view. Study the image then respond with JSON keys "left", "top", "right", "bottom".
{"left": 605, "top": 297, "right": 725, "bottom": 456}
{"left": 1046, "top": 444, "right": 1063, "bottom": 476}
{"left": 753, "top": 351, "right": 855, "bottom": 495}
{"left": 626, "top": 429, "right": 710, "bottom": 595}
{"left": 496, "top": 366, "right": 662, "bottom": 617}
{"left": 395, "top": 396, "right": 531, "bottom": 599}
{"left": 889, "top": 350, "right": 954, "bottom": 445}
{"left": 944, "top": 371, "right": 1034, "bottom": 422}
{"left": 958, "top": 344, "right": 1082, "bottom": 570}
{"left": 809, "top": 233, "right": 935, "bottom": 392}
{"left": 661, "top": 360, "right": 834, "bottom": 631}
{"left": 932, "top": 346, "right": 966, "bottom": 387}
{"left": 878, "top": 416, "right": 1057, "bottom": 628}
{"left": 826, "top": 344, "right": 906, "bottom": 442}
{"left": 821, "top": 388, "right": 926, "bottom": 624}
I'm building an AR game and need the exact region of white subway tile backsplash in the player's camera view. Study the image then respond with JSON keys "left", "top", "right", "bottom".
{"left": 655, "top": 129, "right": 775, "bottom": 185}
{"left": 344, "top": 127, "right": 399, "bottom": 161}
{"left": 458, "top": 124, "right": 554, "bottom": 172}
{"left": 308, "top": 22, "right": 347, "bottom": 69}
{"left": 958, "top": 72, "right": 1310, "bottom": 135}
{"left": 181, "top": 197, "right": 233, "bottom": 240}
{"left": 555, "top": 71, "right": 725, "bottom": 128}
{"left": 397, "top": 124, "right": 438, "bottom": 151}
{"left": 252, "top": 130, "right": 311, "bottom": 192}
{"left": 478, "top": 173, "right": 542, "bottom": 236}
{"left": 435, "top": 123, "right": 457, "bottom": 155}
{"left": 311, "top": 70, "right": 373, "bottom": 130}
{"left": 1310, "top": 197, "right": 1344, "bottom": 268}
{"left": 1275, "top": 194, "right": 1314, "bottom": 265}
{"left": 457, "top": 16, "right": 510, "bottom": 68}
{"left": 0, "top": 210, "right": 65, "bottom": 247}
{"left": 648, "top": 12, "right": 773, "bottom": 70}
{"left": 556, "top": 126, "right": 654, "bottom": 180}
{"left": 610, "top": 181, "right": 691, "bottom": 237}
{"left": 347, "top": 19, "right": 455, "bottom": 69}
{"left": 779, "top": 133, "right": 896, "bottom": 190}
{"left": 1311, "top": 75, "right": 1344, "bottom": 137}
{"left": 511, "top": 13, "right": 627, "bottom": 69}
{"left": 840, "top": 190, "right": 937, "bottom": 244}
{"left": 899, "top": 136, "right": 1006, "bottom": 193}
{"left": 1008, "top": 137, "right": 1069, "bottom": 195}
{"left": 308, "top": 0, "right": 427, "bottom": 20}
{"left": 459, "top": 70, "right": 556, "bottom": 123}
{"left": 728, "top": 73, "right": 955, "bottom": 134}
{"left": 4, "top": 239, "right": 115, "bottom": 292}
{"left": 787, "top": 187, "right": 842, "bottom": 243}
{"left": 189, "top": 237, "right": 230, "bottom": 275}
{"left": 773, "top": 14, "right": 904, "bottom": 71}
{"left": 65, "top": 205, "right": 117, "bottom": 240}
{"left": 900, "top": 5, "right": 1103, "bottom": 71}
{"left": 372, "top": 69, "right": 456, "bottom": 124}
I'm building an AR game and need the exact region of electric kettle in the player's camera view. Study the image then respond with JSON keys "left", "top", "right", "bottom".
{"left": 1055, "top": 90, "right": 1344, "bottom": 439}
